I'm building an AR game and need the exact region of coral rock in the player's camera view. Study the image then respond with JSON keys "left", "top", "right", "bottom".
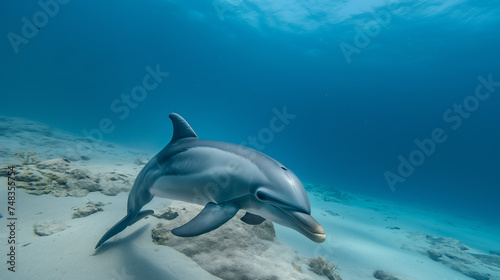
{"left": 36, "top": 158, "right": 71, "bottom": 172}
{"left": 373, "top": 270, "right": 405, "bottom": 280}
{"left": 151, "top": 223, "right": 170, "bottom": 245}
{"left": 72, "top": 200, "right": 104, "bottom": 218}
{"left": 33, "top": 220, "right": 69, "bottom": 236}
{"left": 154, "top": 207, "right": 179, "bottom": 220}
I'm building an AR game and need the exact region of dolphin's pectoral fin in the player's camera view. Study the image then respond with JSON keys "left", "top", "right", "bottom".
{"left": 95, "top": 210, "right": 154, "bottom": 249}
{"left": 171, "top": 202, "right": 239, "bottom": 237}
{"left": 241, "top": 212, "right": 266, "bottom": 225}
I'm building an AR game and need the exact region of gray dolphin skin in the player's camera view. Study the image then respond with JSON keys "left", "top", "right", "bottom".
{"left": 95, "top": 113, "right": 325, "bottom": 249}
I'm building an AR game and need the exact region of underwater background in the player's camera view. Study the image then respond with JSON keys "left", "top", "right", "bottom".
{"left": 1, "top": 0, "right": 499, "bottom": 225}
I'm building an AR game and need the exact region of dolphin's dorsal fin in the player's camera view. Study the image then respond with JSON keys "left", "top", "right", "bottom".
{"left": 169, "top": 113, "right": 198, "bottom": 142}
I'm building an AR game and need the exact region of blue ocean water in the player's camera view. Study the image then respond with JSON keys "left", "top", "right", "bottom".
{"left": 1, "top": 1, "right": 499, "bottom": 223}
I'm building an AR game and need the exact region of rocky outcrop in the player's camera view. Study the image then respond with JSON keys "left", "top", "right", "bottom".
{"left": 72, "top": 200, "right": 105, "bottom": 218}
{"left": 33, "top": 220, "right": 69, "bottom": 236}
{"left": 151, "top": 202, "right": 338, "bottom": 280}
{"left": 1, "top": 158, "right": 133, "bottom": 197}
{"left": 373, "top": 270, "right": 407, "bottom": 280}
{"left": 402, "top": 233, "right": 500, "bottom": 280}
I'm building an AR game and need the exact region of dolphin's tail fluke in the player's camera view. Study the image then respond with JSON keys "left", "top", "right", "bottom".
{"left": 95, "top": 210, "right": 154, "bottom": 249}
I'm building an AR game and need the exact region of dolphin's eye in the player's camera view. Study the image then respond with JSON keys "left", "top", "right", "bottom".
{"left": 256, "top": 191, "right": 267, "bottom": 200}
{"left": 281, "top": 166, "right": 287, "bottom": 171}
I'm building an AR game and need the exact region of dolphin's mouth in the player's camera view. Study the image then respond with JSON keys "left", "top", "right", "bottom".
{"left": 279, "top": 207, "right": 326, "bottom": 243}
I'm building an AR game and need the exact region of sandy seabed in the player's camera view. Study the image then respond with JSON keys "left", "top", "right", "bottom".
{"left": 0, "top": 116, "right": 499, "bottom": 280}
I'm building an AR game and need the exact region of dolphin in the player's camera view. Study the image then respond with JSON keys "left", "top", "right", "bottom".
{"left": 95, "top": 113, "right": 325, "bottom": 249}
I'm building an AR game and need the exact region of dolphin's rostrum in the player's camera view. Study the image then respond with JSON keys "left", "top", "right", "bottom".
{"left": 95, "top": 113, "right": 325, "bottom": 249}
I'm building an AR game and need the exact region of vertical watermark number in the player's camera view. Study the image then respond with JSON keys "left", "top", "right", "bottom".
{"left": 6, "top": 165, "right": 17, "bottom": 272}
